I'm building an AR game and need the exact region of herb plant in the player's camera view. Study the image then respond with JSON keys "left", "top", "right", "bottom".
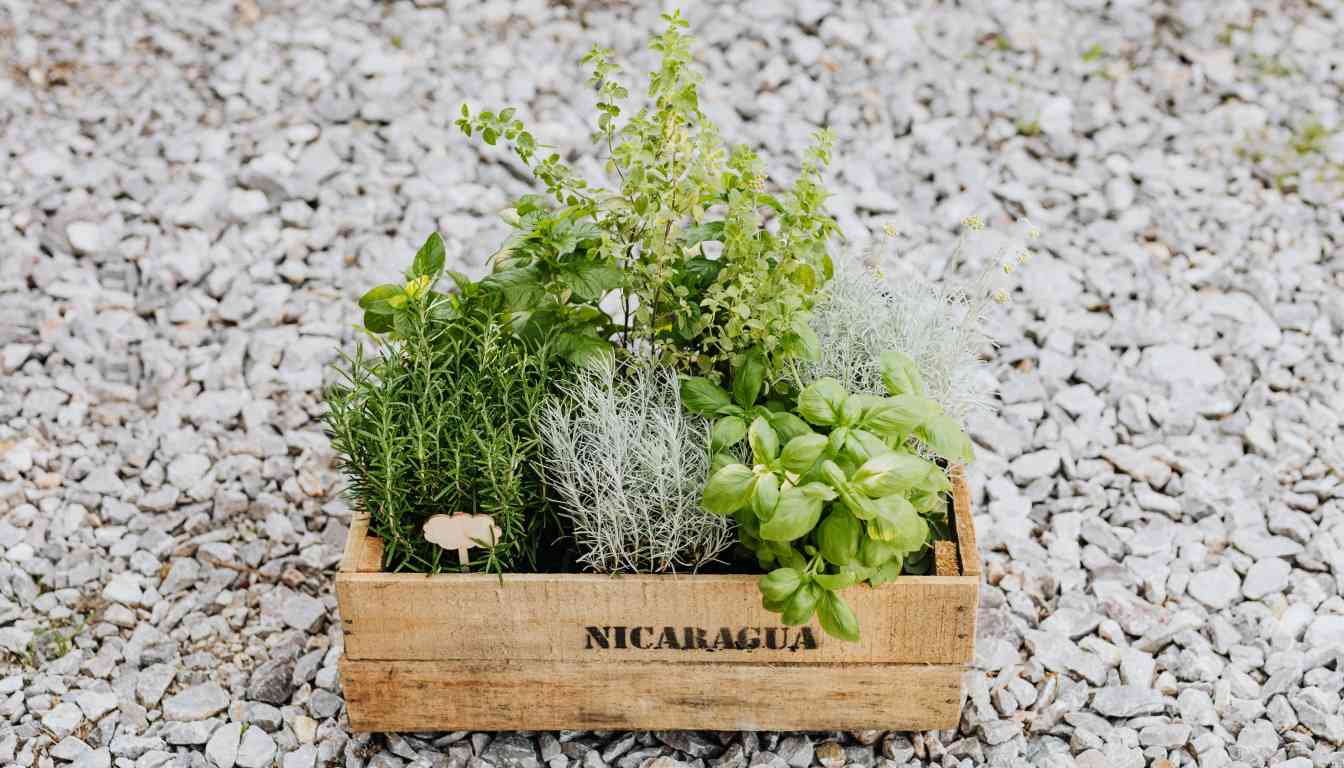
{"left": 683, "top": 352, "right": 974, "bottom": 641}
{"left": 539, "top": 360, "right": 733, "bottom": 574}
{"left": 456, "top": 11, "right": 838, "bottom": 382}
{"left": 793, "top": 252, "right": 998, "bottom": 424}
{"left": 325, "top": 234, "right": 566, "bottom": 573}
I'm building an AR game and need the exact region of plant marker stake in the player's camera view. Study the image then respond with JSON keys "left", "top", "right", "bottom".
{"left": 423, "top": 513, "right": 502, "bottom": 566}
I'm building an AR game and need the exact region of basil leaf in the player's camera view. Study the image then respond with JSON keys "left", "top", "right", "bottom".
{"left": 816, "top": 508, "right": 861, "bottom": 566}
{"left": 732, "top": 347, "right": 767, "bottom": 409}
{"left": 817, "top": 591, "right": 861, "bottom": 642}
{"left": 867, "top": 494, "right": 928, "bottom": 553}
{"left": 702, "top": 464, "right": 755, "bottom": 515}
{"left": 917, "top": 413, "right": 975, "bottom": 464}
{"left": 769, "top": 411, "right": 813, "bottom": 442}
{"left": 680, "top": 377, "right": 733, "bottom": 415}
{"left": 879, "top": 350, "right": 925, "bottom": 396}
{"left": 797, "top": 378, "right": 847, "bottom": 426}
{"left": 759, "top": 568, "right": 802, "bottom": 603}
{"left": 851, "top": 452, "right": 938, "bottom": 498}
{"left": 780, "top": 433, "right": 828, "bottom": 474}
{"left": 780, "top": 582, "right": 820, "bottom": 626}
{"left": 747, "top": 416, "right": 780, "bottom": 464}
{"left": 758, "top": 486, "right": 824, "bottom": 542}
{"left": 751, "top": 471, "right": 781, "bottom": 521}
{"left": 710, "top": 416, "right": 748, "bottom": 452}
{"left": 867, "top": 558, "right": 904, "bottom": 586}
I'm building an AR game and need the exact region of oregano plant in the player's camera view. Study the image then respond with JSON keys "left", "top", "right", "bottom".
{"left": 457, "top": 10, "right": 839, "bottom": 382}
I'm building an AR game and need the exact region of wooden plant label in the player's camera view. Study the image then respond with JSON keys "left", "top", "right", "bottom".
{"left": 423, "top": 513, "right": 502, "bottom": 566}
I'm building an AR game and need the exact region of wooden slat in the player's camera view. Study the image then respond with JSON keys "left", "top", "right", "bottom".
{"left": 950, "top": 466, "right": 981, "bottom": 577}
{"left": 934, "top": 540, "right": 959, "bottom": 576}
{"left": 340, "top": 657, "right": 963, "bottom": 732}
{"left": 338, "top": 515, "right": 372, "bottom": 574}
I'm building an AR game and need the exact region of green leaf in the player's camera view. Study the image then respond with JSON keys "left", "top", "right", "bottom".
{"left": 814, "top": 568, "right": 862, "bottom": 591}
{"left": 411, "top": 232, "right": 446, "bottom": 279}
{"left": 681, "top": 220, "right": 725, "bottom": 247}
{"left": 759, "top": 568, "right": 801, "bottom": 604}
{"left": 862, "top": 394, "right": 942, "bottom": 436}
{"left": 790, "top": 316, "right": 821, "bottom": 361}
{"left": 867, "top": 558, "right": 903, "bottom": 586}
{"left": 817, "top": 591, "right": 860, "bottom": 642}
{"left": 559, "top": 259, "right": 622, "bottom": 302}
{"left": 710, "top": 451, "right": 738, "bottom": 475}
{"left": 710, "top": 416, "right": 748, "bottom": 452}
{"left": 798, "top": 378, "right": 848, "bottom": 426}
{"left": 780, "top": 582, "right": 819, "bottom": 625}
{"left": 768, "top": 412, "right": 813, "bottom": 442}
{"left": 780, "top": 433, "right": 828, "bottom": 474}
{"left": 362, "top": 309, "right": 394, "bottom": 333}
{"left": 851, "top": 452, "right": 938, "bottom": 498}
{"left": 859, "top": 537, "right": 898, "bottom": 568}
{"left": 732, "top": 347, "right": 767, "bottom": 408}
{"left": 918, "top": 413, "right": 975, "bottom": 464}
{"left": 880, "top": 350, "right": 925, "bottom": 396}
{"left": 358, "top": 284, "right": 403, "bottom": 313}
{"left": 481, "top": 265, "right": 546, "bottom": 312}
{"left": 555, "top": 333, "right": 614, "bottom": 369}
{"left": 758, "top": 486, "right": 824, "bottom": 542}
{"left": 751, "top": 471, "right": 780, "bottom": 521}
{"left": 702, "top": 464, "right": 755, "bottom": 516}
{"left": 747, "top": 416, "right": 780, "bottom": 464}
{"left": 797, "top": 481, "right": 839, "bottom": 502}
{"left": 867, "top": 494, "right": 928, "bottom": 553}
{"left": 841, "top": 429, "right": 889, "bottom": 465}
{"left": 681, "top": 377, "right": 734, "bottom": 416}
{"left": 816, "top": 508, "right": 861, "bottom": 566}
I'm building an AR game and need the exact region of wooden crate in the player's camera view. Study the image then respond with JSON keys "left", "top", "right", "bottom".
{"left": 336, "top": 469, "right": 980, "bottom": 732}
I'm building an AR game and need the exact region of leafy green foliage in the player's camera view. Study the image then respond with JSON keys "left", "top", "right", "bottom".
{"left": 326, "top": 235, "right": 568, "bottom": 574}
{"left": 685, "top": 352, "right": 974, "bottom": 642}
{"left": 457, "top": 11, "right": 839, "bottom": 383}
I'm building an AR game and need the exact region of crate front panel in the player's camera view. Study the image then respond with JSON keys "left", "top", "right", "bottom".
{"left": 340, "top": 657, "right": 965, "bottom": 732}
{"left": 337, "top": 570, "right": 977, "bottom": 664}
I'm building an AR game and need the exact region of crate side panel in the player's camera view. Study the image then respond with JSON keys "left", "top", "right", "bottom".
{"left": 339, "top": 573, "right": 976, "bottom": 664}
{"left": 341, "top": 657, "right": 963, "bottom": 732}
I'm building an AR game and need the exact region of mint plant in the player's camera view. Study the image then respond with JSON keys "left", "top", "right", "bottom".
{"left": 683, "top": 351, "right": 974, "bottom": 641}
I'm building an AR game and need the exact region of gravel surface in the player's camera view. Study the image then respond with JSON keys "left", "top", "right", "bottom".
{"left": 2, "top": 2, "right": 1343, "bottom": 768}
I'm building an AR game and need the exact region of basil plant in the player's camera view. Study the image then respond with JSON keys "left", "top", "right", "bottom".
{"left": 682, "top": 351, "right": 974, "bottom": 642}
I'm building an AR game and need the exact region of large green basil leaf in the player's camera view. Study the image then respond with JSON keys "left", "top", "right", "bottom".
{"left": 759, "top": 568, "right": 802, "bottom": 604}
{"left": 780, "top": 433, "right": 828, "bottom": 474}
{"left": 758, "top": 486, "right": 824, "bottom": 542}
{"left": 798, "top": 378, "right": 848, "bottom": 426}
{"left": 747, "top": 416, "right": 780, "bottom": 464}
{"left": 733, "top": 347, "right": 767, "bottom": 408}
{"left": 817, "top": 590, "right": 860, "bottom": 642}
{"left": 917, "top": 413, "right": 975, "bottom": 464}
{"left": 816, "top": 508, "right": 861, "bottom": 566}
{"left": 768, "top": 411, "right": 813, "bottom": 442}
{"left": 702, "top": 464, "right": 755, "bottom": 515}
{"left": 751, "top": 471, "right": 781, "bottom": 521}
{"left": 867, "top": 494, "right": 928, "bottom": 553}
{"left": 710, "top": 416, "right": 748, "bottom": 452}
{"left": 880, "top": 350, "right": 925, "bottom": 396}
{"left": 851, "top": 452, "right": 938, "bottom": 498}
{"left": 681, "top": 377, "right": 734, "bottom": 415}
{"left": 780, "top": 582, "right": 820, "bottom": 625}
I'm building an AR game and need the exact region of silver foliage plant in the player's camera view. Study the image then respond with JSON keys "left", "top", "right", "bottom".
{"left": 540, "top": 360, "right": 734, "bottom": 573}
{"left": 791, "top": 253, "right": 998, "bottom": 425}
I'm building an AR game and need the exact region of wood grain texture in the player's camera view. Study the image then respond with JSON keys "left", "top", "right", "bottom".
{"left": 335, "top": 473, "right": 980, "bottom": 665}
{"left": 340, "top": 657, "right": 964, "bottom": 732}
{"left": 950, "top": 465, "right": 981, "bottom": 577}
{"left": 933, "top": 540, "right": 959, "bottom": 577}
